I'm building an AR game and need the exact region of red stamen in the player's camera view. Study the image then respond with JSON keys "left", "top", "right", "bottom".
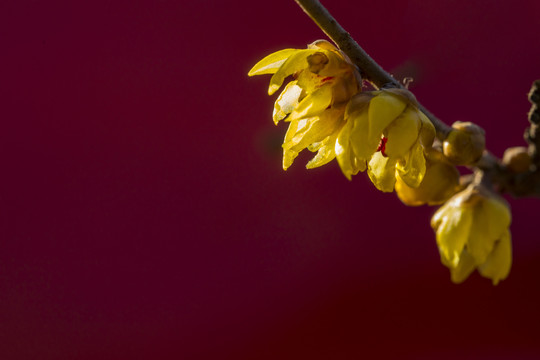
{"left": 321, "top": 76, "right": 333, "bottom": 83}
{"left": 376, "top": 137, "right": 388, "bottom": 157}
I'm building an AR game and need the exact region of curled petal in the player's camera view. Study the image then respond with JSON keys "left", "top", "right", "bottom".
{"left": 248, "top": 49, "right": 299, "bottom": 76}
{"left": 306, "top": 130, "right": 341, "bottom": 169}
{"left": 288, "top": 84, "right": 333, "bottom": 121}
{"left": 307, "top": 39, "right": 338, "bottom": 51}
{"left": 335, "top": 119, "right": 366, "bottom": 179}
{"left": 282, "top": 119, "right": 302, "bottom": 170}
{"left": 368, "top": 152, "right": 397, "bottom": 192}
{"left": 268, "top": 49, "right": 318, "bottom": 95}
{"left": 396, "top": 141, "right": 426, "bottom": 188}
{"left": 384, "top": 106, "right": 421, "bottom": 158}
{"left": 273, "top": 81, "right": 302, "bottom": 124}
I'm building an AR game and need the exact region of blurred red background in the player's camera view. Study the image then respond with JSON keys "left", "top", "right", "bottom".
{"left": 2, "top": 0, "right": 540, "bottom": 359}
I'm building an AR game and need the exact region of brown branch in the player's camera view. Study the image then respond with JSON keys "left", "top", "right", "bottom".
{"left": 293, "top": 0, "right": 451, "bottom": 139}
{"left": 293, "top": 0, "right": 540, "bottom": 198}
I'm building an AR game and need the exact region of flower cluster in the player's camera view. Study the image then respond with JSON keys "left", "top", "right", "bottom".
{"left": 249, "top": 40, "right": 512, "bottom": 285}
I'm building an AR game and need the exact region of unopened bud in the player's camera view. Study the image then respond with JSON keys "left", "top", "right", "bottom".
{"left": 502, "top": 146, "right": 531, "bottom": 173}
{"left": 395, "top": 150, "right": 460, "bottom": 206}
{"left": 443, "top": 121, "right": 486, "bottom": 166}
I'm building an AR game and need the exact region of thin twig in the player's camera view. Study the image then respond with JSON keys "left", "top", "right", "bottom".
{"left": 293, "top": 0, "right": 540, "bottom": 198}
{"left": 294, "top": 0, "right": 451, "bottom": 138}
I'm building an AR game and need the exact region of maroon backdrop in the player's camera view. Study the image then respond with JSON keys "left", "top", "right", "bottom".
{"left": 2, "top": 0, "right": 540, "bottom": 359}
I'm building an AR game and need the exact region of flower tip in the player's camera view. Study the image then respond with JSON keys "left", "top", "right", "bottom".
{"left": 268, "top": 84, "right": 280, "bottom": 95}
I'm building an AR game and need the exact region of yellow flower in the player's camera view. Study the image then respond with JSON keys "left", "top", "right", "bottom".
{"left": 248, "top": 40, "right": 360, "bottom": 170}
{"left": 395, "top": 149, "right": 460, "bottom": 206}
{"left": 431, "top": 185, "right": 512, "bottom": 285}
{"left": 337, "top": 88, "right": 435, "bottom": 191}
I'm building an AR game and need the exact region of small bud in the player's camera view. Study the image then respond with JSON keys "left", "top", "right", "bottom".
{"left": 528, "top": 80, "right": 540, "bottom": 104}
{"left": 528, "top": 105, "right": 540, "bottom": 125}
{"left": 443, "top": 121, "right": 486, "bottom": 166}
{"left": 502, "top": 146, "right": 531, "bottom": 173}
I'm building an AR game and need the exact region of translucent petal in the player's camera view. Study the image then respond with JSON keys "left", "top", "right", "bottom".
{"left": 268, "top": 50, "right": 318, "bottom": 95}
{"left": 307, "top": 39, "right": 337, "bottom": 51}
{"left": 478, "top": 230, "right": 512, "bottom": 285}
{"left": 335, "top": 119, "right": 355, "bottom": 180}
{"left": 306, "top": 131, "right": 340, "bottom": 169}
{"left": 449, "top": 250, "right": 477, "bottom": 284}
{"left": 367, "top": 91, "right": 407, "bottom": 146}
{"left": 367, "top": 152, "right": 397, "bottom": 192}
{"left": 282, "top": 120, "right": 301, "bottom": 170}
{"left": 349, "top": 109, "right": 376, "bottom": 160}
{"left": 273, "top": 81, "right": 302, "bottom": 124}
{"left": 248, "top": 49, "right": 299, "bottom": 76}
{"left": 292, "top": 108, "right": 342, "bottom": 151}
{"left": 396, "top": 157, "right": 459, "bottom": 207}
{"left": 288, "top": 84, "right": 333, "bottom": 121}
{"left": 435, "top": 206, "right": 473, "bottom": 267}
{"left": 396, "top": 141, "right": 426, "bottom": 188}
{"left": 384, "top": 107, "right": 420, "bottom": 158}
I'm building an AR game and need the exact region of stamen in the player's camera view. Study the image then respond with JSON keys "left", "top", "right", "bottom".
{"left": 376, "top": 137, "right": 388, "bottom": 157}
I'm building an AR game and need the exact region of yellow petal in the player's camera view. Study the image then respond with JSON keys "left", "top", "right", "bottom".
{"left": 335, "top": 119, "right": 366, "bottom": 179}
{"left": 268, "top": 49, "right": 318, "bottom": 95}
{"left": 478, "top": 230, "right": 512, "bottom": 285}
{"left": 367, "top": 152, "right": 397, "bottom": 192}
{"left": 435, "top": 206, "right": 473, "bottom": 267}
{"left": 396, "top": 141, "right": 426, "bottom": 188}
{"left": 418, "top": 111, "right": 436, "bottom": 148}
{"left": 448, "top": 250, "right": 477, "bottom": 284}
{"left": 306, "top": 130, "right": 340, "bottom": 169}
{"left": 395, "top": 155, "right": 459, "bottom": 206}
{"left": 367, "top": 91, "right": 407, "bottom": 147}
{"left": 483, "top": 196, "right": 512, "bottom": 239}
{"left": 466, "top": 202, "right": 497, "bottom": 265}
{"left": 248, "top": 49, "right": 299, "bottom": 76}
{"left": 282, "top": 119, "right": 301, "bottom": 170}
{"left": 273, "top": 81, "right": 302, "bottom": 124}
{"left": 384, "top": 106, "right": 420, "bottom": 158}
{"left": 288, "top": 84, "right": 332, "bottom": 121}
{"left": 291, "top": 107, "right": 342, "bottom": 151}
{"left": 307, "top": 39, "right": 337, "bottom": 51}
{"left": 346, "top": 93, "right": 377, "bottom": 160}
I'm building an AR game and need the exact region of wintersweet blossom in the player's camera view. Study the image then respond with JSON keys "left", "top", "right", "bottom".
{"left": 431, "top": 185, "right": 512, "bottom": 285}
{"left": 337, "top": 88, "right": 435, "bottom": 191}
{"left": 248, "top": 40, "right": 360, "bottom": 170}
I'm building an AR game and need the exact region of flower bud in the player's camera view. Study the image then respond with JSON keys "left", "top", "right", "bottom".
{"left": 443, "top": 121, "right": 485, "bottom": 166}
{"left": 502, "top": 146, "right": 531, "bottom": 173}
{"left": 395, "top": 150, "right": 460, "bottom": 206}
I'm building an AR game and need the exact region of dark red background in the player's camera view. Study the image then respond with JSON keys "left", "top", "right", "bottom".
{"left": 2, "top": 0, "right": 540, "bottom": 359}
